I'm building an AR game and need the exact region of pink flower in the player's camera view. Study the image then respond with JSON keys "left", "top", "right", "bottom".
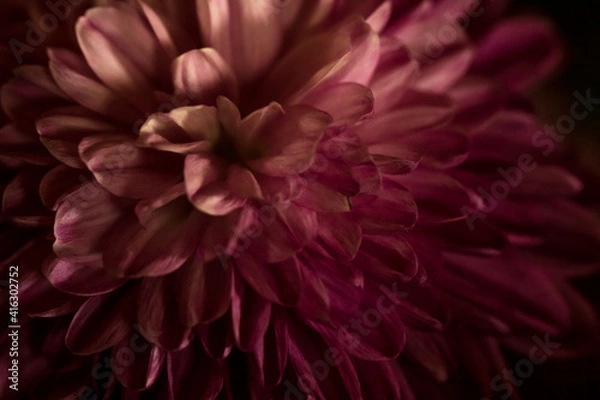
{"left": 1, "top": 0, "right": 599, "bottom": 399}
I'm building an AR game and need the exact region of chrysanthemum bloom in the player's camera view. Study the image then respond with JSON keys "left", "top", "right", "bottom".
{"left": 1, "top": 0, "right": 600, "bottom": 398}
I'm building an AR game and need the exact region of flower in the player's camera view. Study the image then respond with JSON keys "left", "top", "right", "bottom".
{"left": 1, "top": 0, "right": 599, "bottom": 399}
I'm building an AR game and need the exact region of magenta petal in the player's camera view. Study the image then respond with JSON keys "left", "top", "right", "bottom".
{"left": 287, "top": 320, "right": 362, "bottom": 400}
{"left": 332, "top": 19, "right": 381, "bottom": 85}
{"left": 198, "top": 313, "right": 234, "bottom": 359}
{"left": 357, "top": 89, "right": 455, "bottom": 144}
{"left": 37, "top": 112, "right": 120, "bottom": 169}
{"left": 236, "top": 256, "right": 303, "bottom": 306}
{"left": 231, "top": 278, "right": 272, "bottom": 352}
{"left": 472, "top": 16, "right": 564, "bottom": 91}
{"left": 442, "top": 250, "right": 571, "bottom": 335}
{"left": 53, "top": 182, "right": 125, "bottom": 261}
{"left": 301, "top": 82, "right": 374, "bottom": 127}
{"left": 317, "top": 213, "right": 362, "bottom": 261}
{"left": 355, "top": 234, "right": 423, "bottom": 284}
{"left": 176, "top": 255, "right": 233, "bottom": 325}
{"left": 294, "top": 180, "right": 351, "bottom": 212}
{"left": 247, "top": 106, "right": 331, "bottom": 176}
{"left": 351, "top": 179, "right": 418, "bottom": 233}
{"left": 42, "top": 255, "right": 126, "bottom": 296}
{"left": 253, "top": 313, "right": 288, "bottom": 387}
{"left": 79, "top": 134, "right": 183, "bottom": 199}
{"left": 20, "top": 270, "right": 85, "bottom": 317}
{"left": 369, "top": 129, "right": 469, "bottom": 169}
{"left": 65, "top": 290, "right": 133, "bottom": 355}
{"left": 370, "top": 38, "right": 418, "bottom": 113}
{"left": 2, "top": 168, "right": 54, "bottom": 227}
{"left": 247, "top": 205, "right": 318, "bottom": 263}
{"left": 137, "top": 276, "right": 192, "bottom": 350}
{"left": 39, "top": 165, "right": 82, "bottom": 211}
{"left": 0, "top": 124, "right": 54, "bottom": 167}
{"left": 104, "top": 200, "right": 201, "bottom": 277}
{"left": 166, "top": 341, "right": 224, "bottom": 400}
{"left": 113, "top": 337, "right": 165, "bottom": 390}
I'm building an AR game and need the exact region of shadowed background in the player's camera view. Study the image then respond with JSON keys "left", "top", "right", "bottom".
{"left": 508, "top": 1, "right": 600, "bottom": 399}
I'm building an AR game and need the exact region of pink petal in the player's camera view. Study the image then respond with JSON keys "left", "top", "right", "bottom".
{"left": 79, "top": 134, "right": 183, "bottom": 199}
{"left": 235, "top": 255, "right": 303, "bottom": 306}
{"left": 53, "top": 182, "right": 125, "bottom": 261}
{"left": 197, "top": 0, "right": 282, "bottom": 82}
{"left": 39, "top": 165, "right": 83, "bottom": 211}
{"left": 247, "top": 106, "right": 331, "bottom": 177}
{"left": 300, "top": 82, "right": 374, "bottom": 127}
{"left": 37, "top": 112, "right": 120, "bottom": 169}
{"left": 175, "top": 254, "right": 233, "bottom": 325}
{"left": 198, "top": 313, "right": 234, "bottom": 359}
{"left": 471, "top": 16, "right": 564, "bottom": 91}
{"left": 166, "top": 341, "right": 224, "bottom": 400}
{"left": 369, "top": 129, "right": 469, "bottom": 169}
{"left": 356, "top": 234, "right": 423, "bottom": 284}
{"left": 294, "top": 179, "right": 351, "bottom": 212}
{"left": 2, "top": 168, "right": 54, "bottom": 227}
{"left": 331, "top": 19, "right": 380, "bottom": 86}
{"left": 253, "top": 312, "right": 288, "bottom": 386}
{"left": 138, "top": 107, "right": 218, "bottom": 154}
{"left": 104, "top": 200, "right": 201, "bottom": 277}
{"left": 172, "top": 48, "right": 237, "bottom": 104}
{"left": 48, "top": 48, "right": 140, "bottom": 123}
{"left": 231, "top": 278, "right": 272, "bottom": 352}
{"left": 75, "top": 4, "right": 166, "bottom": 110}
{"left": 261, "top": 31, "right": 352, "bottom": 103}
{"left": 351, "top": 178, "right": 417, "bottom": 233}
{"left": 185, "top": 154, "right": 246, "bottom": 216}
{"left": 66, "top": 290, "right": 133, "bottom": 355}
{"left": 112, "top": 337, "right": 165, "bottom": 390}
{"left": 137, "top": 276, "right": 192, "bottom": 350}
{"left": 42, "top": 255, "right": 126, "bottom": 296}
{"left": 369, "top": 38, "right": 419, "bottom": 113}
{"left": 357, "top": 89, "right": 455, "bottom": 144}
{"left": 316, "top": 213, "right": 362, "bottom": 261}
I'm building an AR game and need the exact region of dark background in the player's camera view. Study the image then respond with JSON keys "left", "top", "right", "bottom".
{"left": 507, "top": 1, "right": 600, "bottom": 399}
{"left": 513, "top": 0, "right": 600, "bottom": 172}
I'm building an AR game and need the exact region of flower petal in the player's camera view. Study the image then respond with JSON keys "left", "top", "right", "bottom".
{"left": 79, "top": 134, "right": 183, "bottom": 199}
{"left": 472, "top": 16, "right": 564, "bottom": 91}
{"left": 48, "top": 48, "right": 141, "bottom": 123}
{"left": 42, "top": 255, "right": 126, "bottom": 296}
{"left": 197, "top": 0, "right": 282, "bottom": 82}
{"left": 231, "top": 278, "right": 272, "bottom": 352}
{"left": 172, "top": 48, "right": 237, "bottom": 104}
{"left": 66, "top": 290, "right": 133, "bottom": 355}
{"left": 137, "top": 276, "right": 193, "bottom": 350}
{"left": 235, "top": 255, "right": 303, "bottom": 306}
{"left": 175, "top": 254, "right": 233, "bottom": 325}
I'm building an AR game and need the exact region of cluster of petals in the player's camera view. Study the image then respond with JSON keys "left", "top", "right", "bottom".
{"left": 1, "top": 0, "right": 599, "bottom": 399}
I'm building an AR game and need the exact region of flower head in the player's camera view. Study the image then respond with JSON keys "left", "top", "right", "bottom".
{"left": 1, "top": 0, "right": 599, "bottom": 399}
